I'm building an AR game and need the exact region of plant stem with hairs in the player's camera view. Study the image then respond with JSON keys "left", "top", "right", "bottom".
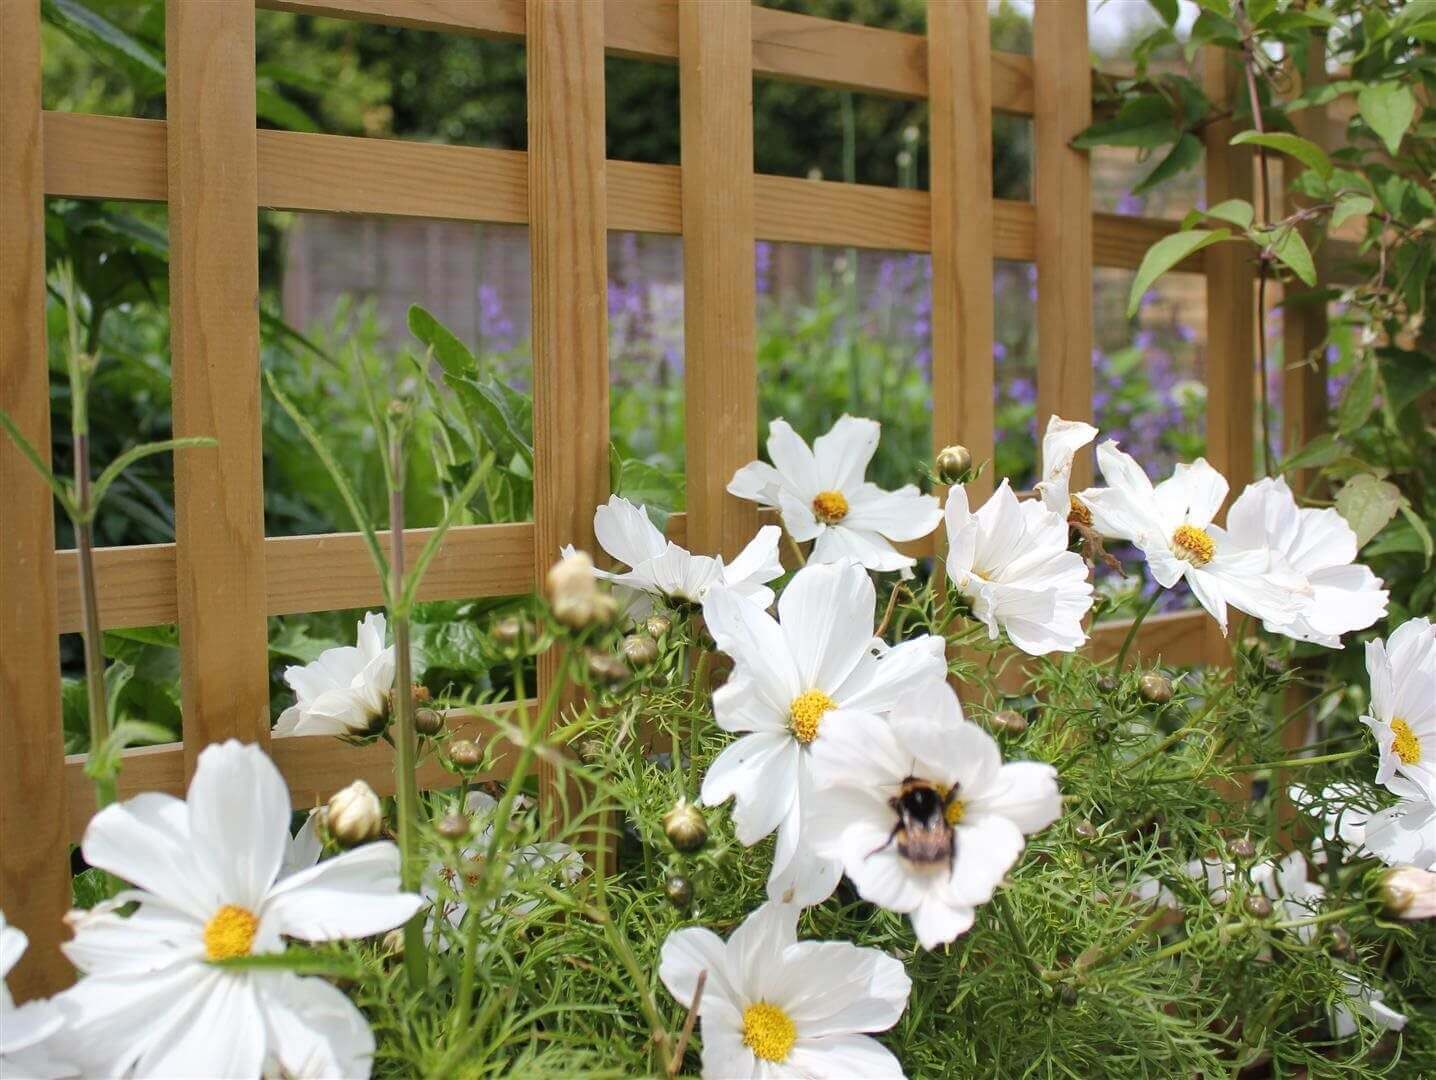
{"left": 1238, "top": 1, "right": 1276, "bottom": 474}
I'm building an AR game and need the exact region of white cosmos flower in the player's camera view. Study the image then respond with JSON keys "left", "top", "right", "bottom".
{"left": 56, "top": 741, "right": 424, "bottom": 1079}
{"left": 1, "top": 913, "right": 71, "bottom": 1078}
{"left": 699, "top": 561, "right": 947, "bottom": 906}
{"left": 728, "top": 416, "right": 942, "bottom": 573}
{"left": 1226, "top": 476, "right": 1388, "bottom": 646}
{"left": 1085, "top": 441, "right": 1310, "bottom": 635}
{"left": 1364, "top": 780, "right": 1436, "bottom": 870}
{"left": 658, "top": 900, "right": 911, "bottom": 1079}
{"left": 1034, "top": 415, "right": 1098, "bottom": 523}
{"left": 274, "top": 612, "right": 395, "bottom": 737}
{"left": 1362, "top": 617, "right": 1436, "bottom": 801}
{"left": 576, "top": 494, "right": 783, "bottom": 611}
{"left": 1334, "top": 974, "right": 1407, "bottom": 1039}
{"left": 943, "top": 480, "right": 1094, "bottom": 655}
{"left": 423, "top": 792, "right": 582, "bottom": 951}
{"left": 808, "top": 682, "right": 1061, "bottom": 949}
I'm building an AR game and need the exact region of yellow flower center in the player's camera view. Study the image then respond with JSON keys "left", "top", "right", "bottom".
{"left": 1393, "top": 718, "right": 1422, "bottom": 765}
{"left": 789, "top": 689, "right": 837, "bottom": 744}
{"left": 1171, "top": 523, "right": 1216, "bottom": 567}
{"left": 742, "top": 1001, "right": 797, "bottom": 1063}
{"left": 1067, "top": 495, "right": 1093, "bottom": 529}
{"left": 944, "top": 797, "right": 966, "bottom": 826}
{"left": 204, "top": 904, "right": 259, "bottom": 961}
{"left": 811, "top": 489, "right": 850, "bottom": 524}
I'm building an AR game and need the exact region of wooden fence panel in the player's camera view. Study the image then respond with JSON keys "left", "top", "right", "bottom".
{"left": 1035, "top": 1, "right": 1095, "bottom": 486}
{"left": 526, "top": 0, "right": 610, "bottom": 834}
{"left": 927, "top": 2, "right": 994, "bottom": 502}
{"left": 0, "top": 0, "right": 72, "bottom": 998}
{"left": 167, "top": 0, "right": 271, "bottom": 771}
{"left": 679, "top": 1, "right": 759, "bottom": 560}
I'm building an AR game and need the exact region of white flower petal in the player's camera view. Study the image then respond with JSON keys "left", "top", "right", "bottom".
{"left": 909, "top": 893, "right": 976, "bottom": 950}
{"left": 728, "top": 460, "right": 785, "bottom": 507}
{"left": 81, "top": 793, "right": 220, "bottom": 922}
{"left": 264, "top": 841, "right": 423, "bottom": 942}
{"left": 703, "top": 587, "right": 802, "bottom": 715}
{"left": 766, "top": 418, "right": 823, "bottom": 497}
{"left": 811, "top": 523, "right": 915, "bottom": 572}
{"left": 593, "top": 495, "right": 668, "bottom": 569}
{"left": 779, "top": 942, "right": 910, "bottom": 1034}
{"left": 777, "top": 561, "right": 876, "bottom": 693}
{"left": 659, "top": 926, "right": 736, "bottom": 1013}
{"left": 700, "top": 732, "right": 798, "bottom": 846}
{"left": 974, "top": 761, "right": 1062, "bottom": 835}
{"left": 261, "top": 971, "right": 376, "bottom": 1080}
{"left": 187, "top": 740, "right": 292, "bottom": 909}
{"left": 786, "top": 1034, "right": 905, "bottom": 1079}
{"left": 834, "top": 635, "right": 946, "bottom": 716}
{"left": 812, "top": 415, "right": 881, "bottom": 491}
{"left": 843, "top": 484, "right": 942, "bottom": 543}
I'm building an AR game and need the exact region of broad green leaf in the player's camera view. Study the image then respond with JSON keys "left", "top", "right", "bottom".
{"left": 1279, "top": 433, "right": 1344, "bottom": 472}
{"left": 1072, "top": 96, "right": 1178, "bottom": 150}
{"left": 1335, "top": 474, "right": 1403, "bottom": 548}
{"left": 1330, "top": 194, "right": 1373, "bottom": 230}
{"left": 1148, "top": 0, "right": 1179, "bottom": 26}
{"left": 1357, "top": 82, "right": 1416, "bottom": 155}
{"left": 1399, "top": 504, "right": 1434, "bottom": 567}
{"left": 1132, "top": 133, "right": 1202, "bottom": 195}
{"left": 1127, "top": 229, "right": 1231, "bottom": 316}
{"left": 1336, "top": 358, "right": 1378, "bottom": 434}
{"left": 408, "top": 304, "right": 478, "bottom": 379}
{"left": 1378, "top": 348, "right": 1436, "bottom": 416}
{"left": 1201, "top": 198, "right": 1254, "bottom": 229}
{"left": 1265, "top": 226, "right": 1317, "bottom": 287}
{"left": 1230, "top": 131, "right": 1332, "bottom": 179}
{"left": 256, "top": 85, "right": 321, "bottom": 134}
{"left": 41, "top": 0, "right": 164, "bottom": 96}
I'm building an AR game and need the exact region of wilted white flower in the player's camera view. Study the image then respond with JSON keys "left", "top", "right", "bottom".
{"left": 1082, "top": 442, "right": 1310, "bottom": 635}
{"left": 943, "top": 480, "right": 1094, "bottom": 655}
{"left": 1257, "top": 850, "right": 1325, "bottom": 942}
{"left": 326, "top": 780, "right": 383, "bottom": 847}
{"left": 546, "top": 551, "right": 618, "bottom": 629}
{"left": 577, "top": 495, "right": 782, "bottom": 610}
{"left": 1288, "top": 783, "right": 1375, "bottom": 862}
{"left": 728, "top": 416, "right": 942, "bottom": 573}
{"left": 1226, "top": 476, "right": 1387, "bottom": 646}
{"left": 1334, "top": 974, "right": 1407, "bottom": 1039}
{"left": 1, "top": 913, "right": 70, "bottom": 1078}
{"left": 274, "top": 612, "right": 395, "bottom": 737}
{"left": 1033, "top": 414, "right": 1098, "bottom": 524}
{"left": 56, "top": 741, "right": 423, "bottom": 1078}
{"left": 424, "top": 792, "right": 581, "bottom": 951}
{"left": 658, "top": 900, "right": 911, "bottom": 1078}
{"left": 809, "top": 682, "right": 1061, "bottom": 949}
{"left": 1362, "top": 617, "right": 1436, "bottom": 801}
{"left": 699, "top": 561, "right": 947, "bottom": 906}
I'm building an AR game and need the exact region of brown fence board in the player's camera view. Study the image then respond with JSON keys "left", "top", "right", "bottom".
{"left": 0, "top": 0, "right": 73, "bottom": 998}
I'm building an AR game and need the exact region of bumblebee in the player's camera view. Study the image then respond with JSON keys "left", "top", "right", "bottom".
{"left": 869, "top": 777, "right": 958, "bottom": 870}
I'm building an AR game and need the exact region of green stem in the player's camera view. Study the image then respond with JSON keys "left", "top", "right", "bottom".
{"left": 993, "top": 889, "right": 1047, "bottom": 989}
{"left": 1114, "top": 588, "right": 1161, "bottom": 671}
{"left": 73, "top": 431, "right": 114, "bottom": 810}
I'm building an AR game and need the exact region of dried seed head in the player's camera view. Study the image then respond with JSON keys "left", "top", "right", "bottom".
{"left": 1138, "top": 672, "right": 1174, "bottom": 704}
{"left": 663, "top": 800, "right": 709, "bottom": 854}
{"left": 665, "top": 875, "right": 693, "bottom": 909}
{"left": 414, "top": 707, "right": 445, "bottom": 737}
{"left": 989, "top": 709, "right": 1028, "bottom": 734}
{"left": 546, "top": 551, "right": 617, "bottom": 629}
{"left": 1243, "top": 894, "right": 1273, "bottom": 920}
{"left": 620, "top": 634, "right": 659, "bottom": 667}
{"left": 447, "top": 738, "right": 481, "bottom": 771}
{"left": 587, "top": 651, "right": 629, "bottom": 687}
{"left": 644, "top": 614, "right": 672, "bottom": 639}
{"left": 935, "top": 444, "right": 973, "bottom": 485}
{"left": 326, "top": 780, "right": 383, "bottom": 847}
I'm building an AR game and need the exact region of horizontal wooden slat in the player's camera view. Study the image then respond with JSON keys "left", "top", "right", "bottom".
{"left": 259, "top": 0, "right": 1035, "bottom": 112}
{"left": 1088, "top": 608, "right": 1210, "bottom": 666}
{"left": 42, "top": 112, "right": 1206, "bottom": 271}
{"left": 64, "top": 704, "right": 520, "bottom": 844}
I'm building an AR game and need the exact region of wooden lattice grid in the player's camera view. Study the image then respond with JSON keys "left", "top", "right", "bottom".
{"left": 1, "top": 0, "right": 1329, "bottom": 997}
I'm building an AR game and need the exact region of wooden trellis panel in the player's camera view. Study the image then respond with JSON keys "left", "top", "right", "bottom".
{"left": 1, "top": 0, "right": 1324, "bottom": 994}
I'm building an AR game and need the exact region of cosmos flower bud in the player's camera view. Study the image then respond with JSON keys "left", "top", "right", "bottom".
{"left": 436, "top": 812, "right": 471, "bottom": 841}
{"left": 1243, "top": 894, "right": 1273, "bottom": 919}
{"left": 644, "top": 614, "right": 672, "bottom": 639}
{"left": 1379, "top": 867, "right": 1436, "bottom": 919}
{"left": 546, "top": 551, "right": 617, "bottom": 629}
{"left": 620, "top": 634, "right": 659, "bottom": 667}
{"left": 326, "top": 780, "right": 383, "bottom": 847}
{"left": 665, "top": 875, "right": 693, "bottom": 909}
{"left": 587, "top": 651, "right": 629, "bottom": 687}
{"left": 447, "top": 738, "right": 481, "bottom": 771}
{"left": 414, "top": 707, "right": 445, "bottom": 737}
{"left": 1138, "top": 672, "right": 1173, "bottom": 704}
{"left": 1095, "top": 674, "right": 1119, "bottom": 694}
{"left": 1228, "top": 836, "right": 1257, "bottom": 861}
{"left": 663, "top": 800, "right": 709, "bottom": 853}
{"left": 1074, "top": 819, "right": 1097, "bottom": 841}
{"left": 989, "top": 709, "right": 1028, "bottom": 734}
{"left": 935, "top": 444, "right": 973, "bottom": 484}
{"left": 492, "top": 616, "right": 526, "bottom": 647}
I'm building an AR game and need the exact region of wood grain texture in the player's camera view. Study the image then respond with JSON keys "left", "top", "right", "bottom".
{"left": 679, "top": 2, "right": 759, "bottom": 559}
{"left": 167, "top": 1, "right": 271, "bottom": 770}
{"left": 928, "top": 2, "right": 994, "bottom": 500}
{"left": 0, "top": 0, "right": 73, "bottom": 999}
{"left": 1201, "top": 47, "right": 1257, "bottom": 667}
{"left": 527, "top": 0, "right": 609, "bottom": 838}
{"left": 1035, "top": 0, "right": 1095, "bottom": 486}
{"left": 42, "top": 111, "right": 1226, "bottom": 273}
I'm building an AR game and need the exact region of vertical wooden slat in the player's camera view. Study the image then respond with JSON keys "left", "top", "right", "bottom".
{"left": 528, "top": 0, "right": 609, "bottom": 833}
{"left": 1034, "top": 0, "right": 1094, "bottom": 486}
{"left": 0, "top": 0, "right": 73, "bottom": 999}
{"left": 1281, "top": 36, "right": 1329, "bottom": 496}
{"left": 679, "top": 0, "right": 759, "bottom": 560}
{"left": 168, "top": 1, "right": 270, "bottom": 772}
{"left": 928, "top": 0, "right": 994, "bottom": 502}
{"left": 1202, "top": 46, "right": 1256, "bottom": 665}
